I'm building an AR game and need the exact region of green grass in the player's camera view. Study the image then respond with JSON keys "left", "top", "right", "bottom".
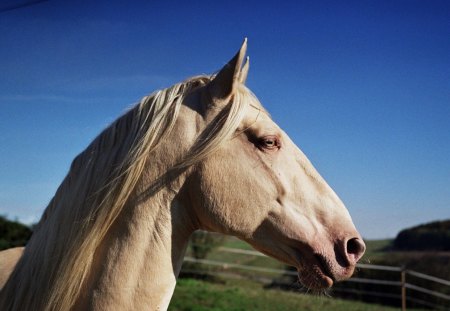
{"left": 183, "top": 235, "right": 447, "bottom": 310}
{"left": 169, "top": 278, "right": 399, "bottom": 311}
{"left": 180, "top": 237, "right": 440, "bottom": 311}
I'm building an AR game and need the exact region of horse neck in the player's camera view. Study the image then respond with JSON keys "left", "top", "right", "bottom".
{"left": 73, "top": 185, "right": 195, "bottom": 310}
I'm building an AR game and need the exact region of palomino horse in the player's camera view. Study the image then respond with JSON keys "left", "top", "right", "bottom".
{"left": 0, "top": 40, "right": 365, "bottom": 310}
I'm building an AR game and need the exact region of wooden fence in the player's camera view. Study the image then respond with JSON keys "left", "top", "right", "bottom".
{"left": 182, "top": 246, "right": 450, "bottom": 310}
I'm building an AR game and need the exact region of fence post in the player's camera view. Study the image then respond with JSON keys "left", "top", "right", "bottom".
{"left": 401, "top": 267, "right": 406, "bottom": 311}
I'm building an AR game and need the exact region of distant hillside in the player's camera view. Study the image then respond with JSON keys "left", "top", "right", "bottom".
{"left": 393, "top": 219, "right": 450, "bottom": 251}
{"left": 0, "top": 216, "right": 32, "bottom": 250}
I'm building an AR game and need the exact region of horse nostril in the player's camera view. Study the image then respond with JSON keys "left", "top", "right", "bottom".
{"left": 346, "top": 238, "right": 366, "bottom": 264}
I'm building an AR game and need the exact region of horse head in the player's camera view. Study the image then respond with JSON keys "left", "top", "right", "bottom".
{"left": 183, "top": 39, "right": 365, "bottom": 290}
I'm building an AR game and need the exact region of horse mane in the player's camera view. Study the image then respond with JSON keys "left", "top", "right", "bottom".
{"left": 1, "top": 75, "right": 252, "bottom": 311}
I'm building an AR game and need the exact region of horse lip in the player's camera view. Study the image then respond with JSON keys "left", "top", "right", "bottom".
{"left": 313, "top": 253, "right": 358, "bottom": 283}
{"left": 296, "top": 253, "right": 335, "bottom": 289}
{"left": 314, "top": 254, "right": 336, "bottom": 282}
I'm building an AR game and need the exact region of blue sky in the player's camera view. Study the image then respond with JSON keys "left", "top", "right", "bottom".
{"left": 0, "top": 0, "right": 449, "bottom": 239}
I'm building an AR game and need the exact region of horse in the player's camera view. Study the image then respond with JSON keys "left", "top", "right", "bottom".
{"left": 0, "top": 39, "right": 365, "bottom": 310}
{"left": 0, "top": 247, "right": 23, "bottom": 288}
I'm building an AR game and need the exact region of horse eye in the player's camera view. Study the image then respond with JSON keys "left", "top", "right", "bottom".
{"left": 258, "top": 136, "right": 280, "bottom": 150}
{"left": 264, "top": 138, "right": 275, "bottom": 146}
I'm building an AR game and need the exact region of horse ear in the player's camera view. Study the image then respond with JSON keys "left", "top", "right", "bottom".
{"left": 208, "top": 38, "right": 247, "bottom": 102}
{"left": 239, "top": 56, "right": 250, "bottom": 84}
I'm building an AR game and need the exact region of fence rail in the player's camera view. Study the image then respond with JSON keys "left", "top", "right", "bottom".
{"left": 407, "top": 270, "right": 450, "bottom": 287}
{"left": 183, "top": 245, "right": 450, "bottom": 310}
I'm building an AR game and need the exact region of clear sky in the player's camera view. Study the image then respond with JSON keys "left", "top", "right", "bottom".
{"left": 0, "top": 0, "right": 449, "bottom": 239}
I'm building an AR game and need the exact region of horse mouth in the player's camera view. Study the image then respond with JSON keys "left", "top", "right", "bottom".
{"left": 297, "top": 254, "right": 335, "bottom": 290}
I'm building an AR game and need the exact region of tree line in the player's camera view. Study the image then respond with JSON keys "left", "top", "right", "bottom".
{"left": 0, "top": 216, "right": 32, "bottom": 251}
{"left": 393, "top": 219, "right": 450, "bottom": 251}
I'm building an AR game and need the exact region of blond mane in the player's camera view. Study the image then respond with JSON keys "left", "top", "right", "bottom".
{"left": 0, "top": 76, "right": 251, "bottom": 311}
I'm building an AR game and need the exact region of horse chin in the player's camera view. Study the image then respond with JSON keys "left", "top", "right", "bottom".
{"left": 297, "top": 254, "right": 356, "bottom": 290}
{"left": 297, "top": 255, "right": 336, "bottom": 290}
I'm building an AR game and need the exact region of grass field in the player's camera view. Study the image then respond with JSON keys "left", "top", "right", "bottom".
{"left": 181, "top": 234, "right": 449, "bottom": 310}
{"left": 169, "top": 278, "right": 400, "bottom": 311}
